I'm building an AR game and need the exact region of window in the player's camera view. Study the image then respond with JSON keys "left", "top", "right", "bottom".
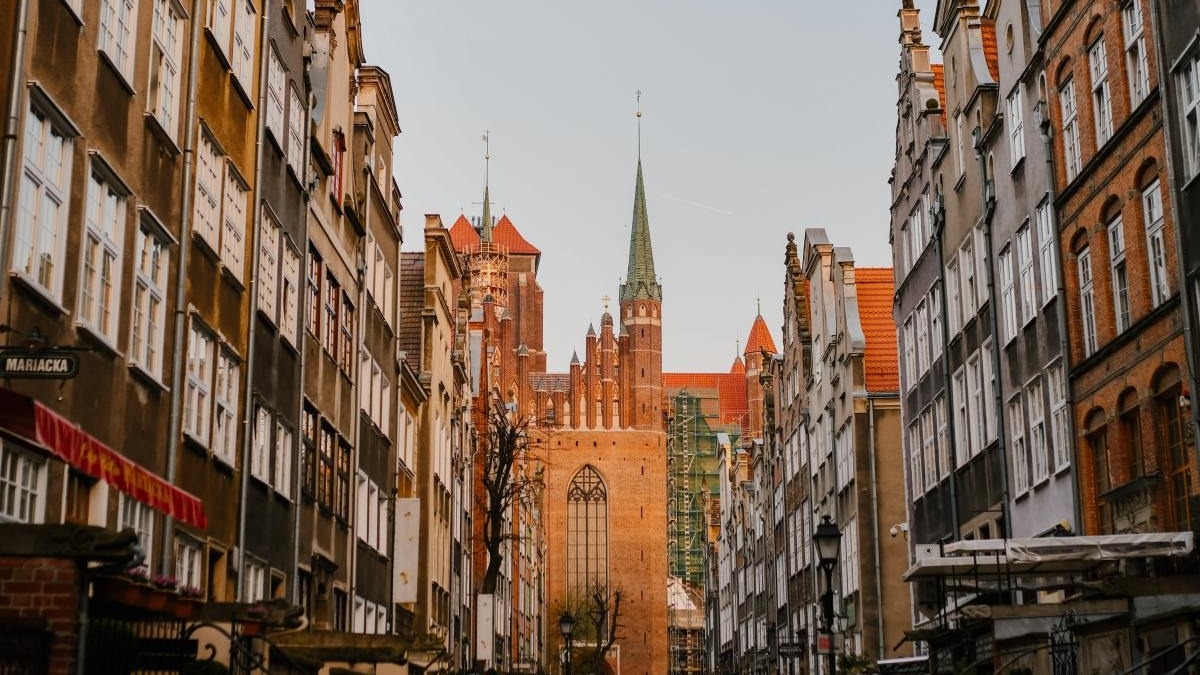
{"left": 175, "top": 538, "right": 204, "bottom": 593}
{"left": 1090, "top": 39, "right": 1113, "bottom": 146}
{"left": 13, "top": 101, "right": 74, "bottom": 299}
{"left": 1060, "top": 78, "right": 1082, "bottom": 180}
{"left": 149, "top": 0, "right": 184, "bottom": 137}
{"left": 275, "top": 422, "right": 293, "bottom": 499}
{"left": 929, "top": 286, "right": 943, "bottom": 359}
{"left": 947, "top": 260, "right": 962, "bottom": 335}
{"left": 916, "top": 301, "right": 929, "bottom": 375}
{"left": 318, "top": 423, "right": 334, "bottom": 509}
{"left": 1048, "top": 363, "right": 1071, "bottom": 470}
{"left": 368, "top": 239, "right": 395, "bottom": 328}
{"left": 0, "top": 442, "right": 45, "bottom": 524}
{"left": 302, "top": 405, "right": 317, "bottom": 496}
{"left": 953, "top": 368, "right": 970, "bottom": 466}
{"left": 921, "top": 408, "right": 937, "bottom": 493}
{"left": 1028, "top": 379, "right": 1048, "bottom": 483}
{"left": 340, "top": 294, "right": 355, "bottom": 374}
{"left": 1119, "top": 396, "right": 1144, "bottom": 480}
{"left": 1000, "top": 247, "right": 1017, "bottom": 342}
{"left": 308, "top": 247, "right": 322, "bottom": 336}
{"left": 956, "top": 113, "right": 966, "bottom": 179}
{"left": 982, "top": 340, "right": 997, "bottom": 442}
{"left": 1143, "top": 179, "right": 1169, "bottom": 306}
{"left": 1008, "top": 86, "right": 1025, "bottom": 166}
{"left": 935, "top": 395, "right": 951, "bottom": 478}
{"left": 258, "top": 211, "right": 280, "bottom": 321}
{"left": 231, "top": 0, "right": 256, "bottom": 86}
{"left": 898, "top": 222, "right": 910, "bottom": 275}
{"left": 336, "top": 440, "right": 351, "bottom": 519}
{"left": 902, "top": 318, "right": 916, "bottom": 389}
{"left": 130, "top": 219, "right": 170, "bottom": 379}
{"left": 324, "top": 273, "right": 340, "bottom": 353}
{"left": 908, "top": 423, "right": 923, "bottom": 498}
{"left": 1017, "top": 224, "right": 1035, "bottom": 324}
{"left": 207, "top": 0, "right": 232, "bottom": 61}
{"left": 968, "top": 353, "right": 985, "bottom": 455}
{"left": 244, "top": 558, "right": 268, "bottom": 602}
{"left": 79, "top": 167, "right": 127, "bottom": 342}
{"left": 1010, "top": 397, "right": 1030, "bottom": 495}
{"left": 194, "top": 130, "right": 247, "bottom": 281}
{"left": 1180, "top": 51, "right": 1200, "bottom": 179}
{"left": 1155, "top": 370, "right": 1193, "bottom": 531}
{"left": 1108, "top": 215, "right": 1131, "bottom": 333}
{"left": 1123, "top": 1, "right": 1149, "bottom": 107}
{"left": 281, "top": 243, "right": 301, "bottom": 345}
{"left": 960, "top": 239, "right": 977, "bottom": 320}
{"left": 288, "top": 87, "right": 305, "bottom": 171}
{"left": 1036, "top": 199, "right": 1057, "bottom": 306}
{"left": 252, "top": 404, "right": 271, "bottom": 480}
{"left": 222, "top": 170, "right": 247, "bottom": 279}
{"left": 567, "top": 465, "right": 608, "bottom": 595}
{"left": 185, "top": 321, "right": 215, "bottom": 442}
{"left": 974, "top": 226, "right": 990, "bottom": 308}
{"left": 1086, "top": 417, "right": 1112, "bottom": 527}
{"left": 99, "top": 0, "right": 137, "bottom": 81}
{"left": 1078, "top": 247, "right": 1098, "bottom": 356}
{"left": 213, "top": 348, "right": 240, "bottom": 464}
{"left": 64, "top": 471, "right": 93, "bottom": 524}
{"left": 356, "top": 476, "right": 386, "bottom": 552}
{"left": 266, "top": 48, "right": 286, "bottom": 146}
{"left": 120, "top": 496, "right": 156, "bottom": 570}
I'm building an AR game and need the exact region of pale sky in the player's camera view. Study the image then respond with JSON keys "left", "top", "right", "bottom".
{"left": 361, "top": 1, "right": 941, "bottom": 372}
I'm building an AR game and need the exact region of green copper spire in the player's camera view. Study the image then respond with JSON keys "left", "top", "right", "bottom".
{"left": 620, "top": 93, "right": 662, "bottom": 303}
{"left": 480, "top": 132, "right": 493, "bottom": 242}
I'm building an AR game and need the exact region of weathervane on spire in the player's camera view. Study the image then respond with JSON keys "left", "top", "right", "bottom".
{"left": 636, "top": 90, "right": 643, "bottom": 159}
{"left": 602, "top": 294, "right": 611, "bottom": 312}
{"left": 483, "top": 131, "right": 490, "bottom": 185}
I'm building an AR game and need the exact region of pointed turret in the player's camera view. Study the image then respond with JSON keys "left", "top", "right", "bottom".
{"left": 480, "top": 183, "right": 493, "bottom": 242}
{"left": 619, "top": 159, "right": 662, "bottom": 303}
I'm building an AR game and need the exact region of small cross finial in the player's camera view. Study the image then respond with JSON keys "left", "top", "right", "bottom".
{"left": 602, "top": 294, "right": 611, "bottom": 311}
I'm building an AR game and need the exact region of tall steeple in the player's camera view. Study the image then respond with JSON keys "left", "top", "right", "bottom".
{"left": 481, "top": 131, "right": 494, "bottom": 242}
{"left": 620, "top": 91, "right": 662, "bottom": 303}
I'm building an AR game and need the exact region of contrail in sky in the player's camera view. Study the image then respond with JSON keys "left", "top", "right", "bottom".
{"left": 650, "top": 191, "right": 734, "bottom": 216}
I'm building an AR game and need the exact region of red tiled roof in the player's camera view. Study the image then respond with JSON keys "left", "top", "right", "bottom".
{"left": 663, "top": 372, "right": 748, "bottom": 428}
{"left": 931, "top": 64, "right": 947, "bottom": 126}
{"left": 492, "top": 215, "right": 540, "bottom": 255}
{"left": 448, "top": 214, "right": 480, "bottom": 252}
{"left": 729, "top": 356, "right": 745, "bottom": 374}
{"left": 744, "top": 314, "right": 778, "bottom": 355}
{"left": 856, "top": 268, "right": 899, "bottom": 393}
{"left": 981, "top": 20, "right": 1000, "bottom": 81}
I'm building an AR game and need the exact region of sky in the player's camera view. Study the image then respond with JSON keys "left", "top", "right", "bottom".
{"left": 360, "top": 1, "right": 942, "bottom": 373}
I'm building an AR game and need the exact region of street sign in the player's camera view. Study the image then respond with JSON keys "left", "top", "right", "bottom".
{"left": 816, "top": 633, "right": 834, "bottom": 656}
{"left": 778, "top": 642, "right": 805, "bottom": 658}
{"left": 0, "top": 349, "right": 79, "bottom": 379}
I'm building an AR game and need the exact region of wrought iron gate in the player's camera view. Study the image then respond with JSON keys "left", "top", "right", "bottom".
{"left": 1049, "top": 614, "right": 1078, "bottom": 675}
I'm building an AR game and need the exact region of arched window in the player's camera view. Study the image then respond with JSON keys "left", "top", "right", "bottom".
{"left": 1084, "top": 408, "right": 1111, "bottom": 533}
{"left": 1153, "top": 365, "right": 1193, "bottom": 531}
{"left": 567, "top": 465, "right": 608, "bottom": 595}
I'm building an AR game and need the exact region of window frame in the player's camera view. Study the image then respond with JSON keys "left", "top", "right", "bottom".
{"left": 1078, "top": 246, "right": 1098, "bottom": 356}
{"left": 79, "top": 159, "right": 130, "bottom": 344}
{"left": 0, "top": 441, "right": 47, "bottom": 524}
{"left": 1060, "top": 78, "right": 1082, "bottom": 180}
{"left": 130, "top": 213, "right": 172, "bottom": 380}
{"left": 1089, "top": 37, "right": 1113, "bottom": 146}
{"left": 1143, "top": 179, "right": 1169, "bottom": 307}
{"left": 1008, "top": 85, "right": 1026, "bottom": 167}
{"left": 13, "top": 94, "right": 77, "bottom": 301}
{"left": 1108, "top": 214, "right": 1131, "bottom": 333}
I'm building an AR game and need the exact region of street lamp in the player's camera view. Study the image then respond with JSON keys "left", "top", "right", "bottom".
{"left": 559, "top": 611, "right": 575, "bottom": 675}
{"left": 813, "top": 515, "right": 842, "bottom": 675}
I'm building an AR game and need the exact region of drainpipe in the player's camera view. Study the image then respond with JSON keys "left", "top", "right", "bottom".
{"left": 292, "top": 46, "right": 314, "bottom": 607}
{"left": 160, "top": 0, "right": 207, "bottom": 577}
{"left": 0, "top": 0, "right": 30, "bottom": 294}
{"left": 975, "top": 130, "right": 1011, "bottom": 539}
{"left": 866, "top": 396, "right": 885, "bottom": 658}
{"left": 1148, "top": 0, "right": 1200, "bottom": 461}
{"left": 235, "top": 1, "right": 272, "bottom": 601}
{"left": 1037, "top": 98, "right": 1082, "bottom": 533}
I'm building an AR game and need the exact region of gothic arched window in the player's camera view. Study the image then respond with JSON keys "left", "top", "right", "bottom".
{"left": 567, "top": 465, "right": 608, "bottom": 594}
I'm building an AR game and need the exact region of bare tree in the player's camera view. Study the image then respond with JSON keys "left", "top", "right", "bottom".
{"left": 586, "top": 585, "right": 624, "bottom": 675}
{"left": 478, "top": 399, "right": 543, "bottom": 595}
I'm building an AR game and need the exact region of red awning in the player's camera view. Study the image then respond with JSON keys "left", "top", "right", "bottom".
{"left": 0, "top": 389, "right": 207, "bottom": 529}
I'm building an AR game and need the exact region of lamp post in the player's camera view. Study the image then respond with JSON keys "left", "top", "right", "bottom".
{"left": 559, "top": 611, "right": 575, "bottom": 675}
{"left": 813, "top": 515, "right": 842, "bottom": 675}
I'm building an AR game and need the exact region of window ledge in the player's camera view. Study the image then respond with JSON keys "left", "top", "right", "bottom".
{"left": 220, "top": 265, "right": 246, "bottom": 292}
{"left": 231, "top": 74, "right": 255, "bottom": 110}
{"left": 144, "top": 113, "right": 182, "bottom": 156}
{"left": 74, "top": 322, "right": 122, "bottom": 358}
{"left": 128, "top": 362, "right": 169, "bottom": 393}
{"left": 61, "top": 0, "right": 84, "bottom": 26}
{"left": 212, "top": 452, "right": 237, "bottom": 473}
{"left": 1009, "top": 155, "right": 1026, "bottom": 175}
{"left": 97, "top": 49, "right": 137, "bottom": 96}
{"left": 9, "top": 272, "right": 69, "bottom": 316}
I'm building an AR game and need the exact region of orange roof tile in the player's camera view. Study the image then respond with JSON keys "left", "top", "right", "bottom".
{"left": 492, "top": 215, "right": 540, "bottom": 255}
{"left": 729, "top": 356, "right": 745, "bottom": 374}
{"left": 448, "top": 214, "right": 480, "bottom": 252}
{"left": 981, "top": 20, "right": 999, "bottom": 81}
{"left": 663, "top": 372, "right": 749, "bottom": 428}
{"left": 744, "top": 314, "right": 778, "bottom": 355}
{"left": 855, "top": 268, "right": 899, "bottom": 393}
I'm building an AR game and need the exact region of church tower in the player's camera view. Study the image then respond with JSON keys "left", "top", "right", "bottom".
{"left": 619, "top": 102, "right": 664, "bottom": 431}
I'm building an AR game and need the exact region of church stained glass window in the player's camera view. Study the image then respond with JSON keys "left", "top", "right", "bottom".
{"left": 567, "top": 465, "right": 608, "bottom": 595}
